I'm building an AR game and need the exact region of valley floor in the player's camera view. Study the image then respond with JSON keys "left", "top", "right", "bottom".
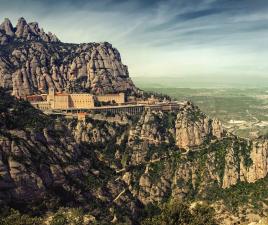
{"left": 140, "top": 87, "right": 268, "bottom": 139}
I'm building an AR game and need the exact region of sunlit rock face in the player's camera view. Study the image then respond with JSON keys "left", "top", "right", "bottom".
{"left": 239, "top": 140, "right": 268, "bottom": 183}
{"left": 0, "top": 18, "right": 138, "bottom": 97}
{"left": 175, "top": 102, "right": 225, "bottom": 149}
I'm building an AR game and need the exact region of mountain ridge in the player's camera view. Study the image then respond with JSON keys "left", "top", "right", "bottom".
{"left": 0, "top": 17, "right": 138, "bottom": 97}
{"left": 0, "top": 17, "right": 59, "bottom": 44}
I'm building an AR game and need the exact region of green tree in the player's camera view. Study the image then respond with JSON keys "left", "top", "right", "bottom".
{"left": 190, "top": 204, "right": 218, "bottom": 225}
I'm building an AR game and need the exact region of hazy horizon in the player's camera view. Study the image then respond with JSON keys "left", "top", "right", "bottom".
{"left": 1, "top": 0, "right": 268, "bottom": 79}
{"left": 133, "top": 75, "right": 268, "bottom": 89}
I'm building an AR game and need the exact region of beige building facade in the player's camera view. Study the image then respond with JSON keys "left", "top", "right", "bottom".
{"left": 27, "top": 89, "right": 183, "bottom": 115}
{"left": 69, "top": 94, "right": 95, "bottom": 109}
{"left": 47, "top": 88, "right": 95, "bottom": 109}
{"left": 96, "top": 93, "right": 125, "bottom": 104}
{"left": 31, "top": 101, "right": 51, "bottom": 110}
{"left": 29, "top": 88, "right": 125, "bottom": 110}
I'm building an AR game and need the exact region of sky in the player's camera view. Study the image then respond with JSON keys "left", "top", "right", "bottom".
{"left": 1, "top": 0, "right": 268, "bottom": 79}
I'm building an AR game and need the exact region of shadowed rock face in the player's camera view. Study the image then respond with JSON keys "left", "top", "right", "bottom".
{"left": 0, "top": 91, "right": 139, "bottom": 223}
{"left": 0, "top": 18, "right": 138, "bottom": 97}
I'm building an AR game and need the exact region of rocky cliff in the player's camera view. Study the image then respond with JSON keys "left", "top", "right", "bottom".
{"left": 0, "top": 90, "right": 139, "bottom": 223}
{"left": 71, "top": 102, "right": 268, "bottom": 224}
{"left": 124, "top": 105, "right": 267, "bottom": 197}
{"left": 175, "top": 102, "right": 225, "bottom": 149}
{"left": 0, "top": 90, "right": 267, "bottom": 224}
{"left": 0, "top": 18, "right": 138, "bottom": 97}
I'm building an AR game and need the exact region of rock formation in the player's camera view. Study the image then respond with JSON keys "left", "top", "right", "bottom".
{"left": 128, "top": 109, "right": 175, "bottom": 146}
{"left": 175, "top": 102, "right": 225, "bottom": 149}
{"left": 0, "top": 91, "right": 139, "bottom": 223}
{"left": 0, "top": 17, "right": 59, "bottom": 45}
{"left": 0, "top": 89, "right": 267, "bottom": 224}
{"left": 0, "top": 18, "right": 138, "bottom": 97}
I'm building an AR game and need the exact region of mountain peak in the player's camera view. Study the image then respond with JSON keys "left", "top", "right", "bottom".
{"left": 17, "top": 17, "right": 27, "bottom": 24}
{"left": 0, "top": 17, "right": 59, "bottom": 44}
{"left": 0, "top": 18, "right": 14, "bottom": 37}
{"left": 15, "top": 17, "right": 29, "bottom": 38}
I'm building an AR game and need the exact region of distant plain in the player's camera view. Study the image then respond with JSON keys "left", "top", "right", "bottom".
{"left": 133, "top": 76, "right": 268, "bottom": 138}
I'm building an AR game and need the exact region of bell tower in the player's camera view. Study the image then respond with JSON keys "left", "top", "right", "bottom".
{"left": 47, "top": 87, "right": 55, "bottom": 109}
{"left": 49, "top": 87, "right": 55, "bottom": 96}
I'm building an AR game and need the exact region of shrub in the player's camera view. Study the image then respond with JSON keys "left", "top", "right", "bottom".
{"left": 0, "top": 209, "right": 42, "bottom": 225}
{"left": 142, "top": 201, "right": 218, "bottom": 225}
{"left": 50, "top": 211, "right": 68, "bottom": 225}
